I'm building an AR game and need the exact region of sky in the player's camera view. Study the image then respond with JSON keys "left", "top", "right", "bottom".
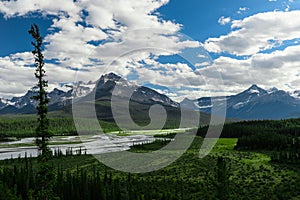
{"left": 0, "top": 0, "right": 300, "bottom": 101}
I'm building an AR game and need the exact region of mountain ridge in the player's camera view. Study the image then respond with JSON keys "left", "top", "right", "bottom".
{"left": 181, "top": 84, "right": 300, "bottom": 120}
{"left": 0, "top": 72, "right": 180, "bottom": 114}
{"left": 1, "top": 75, "right": 300, "bottom": 120}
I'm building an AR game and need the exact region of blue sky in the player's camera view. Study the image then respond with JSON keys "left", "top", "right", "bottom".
{"left": 158, "top": 0, "right": 280, "bottom": 40}
{"left": 0, "top": 14, "right": 52, "bottom": 56}
{"left": 0, "top": 0, "right": 300, "bottom": 100}
{"left": 0, "top": 0, "right": 292, "bottom": 56}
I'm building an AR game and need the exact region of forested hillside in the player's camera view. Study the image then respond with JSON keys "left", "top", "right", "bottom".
{"left": 197, "top": 119, "right": 300, "bottom": 163}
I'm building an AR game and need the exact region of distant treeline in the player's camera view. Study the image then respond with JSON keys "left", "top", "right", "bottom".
{"left": 197, "top": 118, "right": 300, "bottom": 138}
{"left": 197, "top": 118, "right": 300, "bottom": 163}
{"left": 235, "top": 131, "right": 300, "bottom": 163}
{"left": 0, "top": 117, "right": 119, "bottom": 138}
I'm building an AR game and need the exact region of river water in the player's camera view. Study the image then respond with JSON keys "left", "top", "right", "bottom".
{"left": 0, "top": 134, "right": 156, "bottom": 160}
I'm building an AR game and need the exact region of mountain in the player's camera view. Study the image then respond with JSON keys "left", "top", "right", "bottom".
{"left": 0, "top": 98, "right": 8, "bottom": 110}
{"left": 2, "top": 74, "right": 300, "bottom": 121}
{"left": 181, "top": 84, "right": 300, "bottom": 120}
{"left": 0, "top": 89, "right": 62, "bottom": 114}
{"left": 70, "top": 72, "right": 212, "bottom": 129}
{"left": 94, "top": 73, "right": 179, "bottom": 107}
{"left": 72, "top": 73, "right": 190, "bottom": 128}
{"left": 0, "top": 105, "right": 20, "bottom": 114}
{"left": 0, "top": 82, "right": 94, "bottom": 114}
{"left": 66, "top": 81, "right": 96, "bottom": 99}
{"left": 0, "top": 73, "right": 180, "bottom": 116}
{"left": 289, "top": 90, "right": 300, "bottom": 100}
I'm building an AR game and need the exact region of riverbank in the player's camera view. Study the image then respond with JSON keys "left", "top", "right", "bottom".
{"left": 0, "top": 128, "right": 185, "bottom": 160}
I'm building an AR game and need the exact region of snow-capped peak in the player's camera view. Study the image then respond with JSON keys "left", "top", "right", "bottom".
{"left": 70, "top": 81, "right": 95, "bottom": 98}
{"left": 245, "top": 84, "right": 266, "bottom": 96}
{"left": 289, "top": 90, "right": 300, "bottom": 100}
{"left": 248, "top": 84, "right": 260, "bottom": 92}
{"left": 267, "top": 87, "right": 279, "bottom": 94}
{"left": 100, "top": 72, "right": 121, "bottom": 82}
{"left": 99, "top": 72, "right": 137, "bottom": 88}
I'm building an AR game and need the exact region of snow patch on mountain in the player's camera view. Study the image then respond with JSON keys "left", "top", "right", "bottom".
{"left": 267, "top": 87, "right": 279, "bottom": 94}
{"left": 289, "top": 90, "right": 300, "bottom": 100}
{"left": 248, "top": 89, "right": 260, "bottom": 94}
{"left": 181, "top": 84, "right": 300, "bottom": 120}
{"left": 198, "top": 105, "right": 213, "bottom": 109}
{"left": 233, "top": 99, "right": 250, "bottom": 109}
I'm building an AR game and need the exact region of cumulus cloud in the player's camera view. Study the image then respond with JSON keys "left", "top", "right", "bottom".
{"left": 204, "top": 10, "right": 300, "bottom": 56}
{"left": 0, "top": 0, "right": 81, "bottom": 20}
{"left": 0, "top": 51, "right": 93, "bottom": 98}
{"left": 0, "top": 52, "right": 36, "bottom": 97}
{"left": 196, "top": 44, "right": 300, "bottom": 95}
{"left": 1, "top": 1, "right": 300, "bottom": 101}
{"left": 0, "top": 0, "right": 203, "bottom": 99}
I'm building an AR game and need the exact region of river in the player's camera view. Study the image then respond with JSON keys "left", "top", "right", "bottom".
{"left": 0, "top": 134, "right": 156, "bottom": 160}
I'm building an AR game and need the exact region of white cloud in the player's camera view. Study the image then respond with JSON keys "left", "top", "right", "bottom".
{"left": 0, "top": 53, "right": 36, "bottom": 98}
{"left": 237, "top": 7, "right": 249, "bottom": 14}
{"left": 195, "top": 62, "right": 211, "bottom": 67}
{"left": 205, "top": 10, "right": 300, "bottom": 56}
{"left": 1, "top": 1, "right": 300, "bottom": 101}
{"left": 196, "top": 44, "right": 300, "bottom": 96}
{"left": 0, "top": 51, "right": 91, "bottom": 98}
{"left": 0, "top": 0, "right": 81, "bottom": 19}
{"left": 218, "top": 16, "right": 231, "bottom": 25}
{"left": 239, "top": 7, "right": 248, "bottom": 11}
{"left": 0, "top": 0, "right": 203, "bottom": 98}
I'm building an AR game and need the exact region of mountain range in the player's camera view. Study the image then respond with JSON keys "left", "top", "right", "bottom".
{"left": 0, "top": 73, "right": 299, "bottom": 120}
{"left": 181, "top": 84, "right": 300, "bottom": 120}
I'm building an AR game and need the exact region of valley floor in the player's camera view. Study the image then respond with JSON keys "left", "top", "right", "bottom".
{"left": 0, "top": 136, "right": 299, "bottom": 199}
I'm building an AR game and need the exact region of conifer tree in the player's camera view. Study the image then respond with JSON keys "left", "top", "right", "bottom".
{"left": 29, "top": 24, "right": 51, "bottom": 157}
{"left": 215, "top": 156, "right": 230, "bottom": 199}
{"left": 29, "top": 24, "right": 57, "bottom": 200}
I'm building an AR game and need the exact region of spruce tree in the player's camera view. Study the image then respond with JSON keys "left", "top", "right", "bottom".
{"left": 29, "top": 24, "right": 51, "bottom": 157}
{"left": 29, "top": 24, "right": 57, "bottom": 200}
{"left": 215, "top": 156, "right": 230, "bottom": 200}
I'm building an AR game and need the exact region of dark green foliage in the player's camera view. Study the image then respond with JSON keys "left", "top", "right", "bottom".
{"left": 197, "top": 119, "right": 300, "bottom": 163}
{"left": 29, "top": 24, "right": 51, "bottom": 156}
{"left": 197, "top": 118, "right": 300, "bottom": 138}
{"left": 215, "top": 157, "right": 230, "bottom": 200}
{"left": 235, "top": 132, "right": 300, "bottom": 151}
{"left": 0, "top": 117, "right": 78, "bottom": 138}
{"left": 1, "top": 136, "right": 300, "bottom": 200}
{"left": 129, "top": 139, "right": 171, "bottom": 152}
{"left": 1, "top": 118, "right": 300, "bottom": 199}
{"left": 222, "top": 120, "right": 300, "bottom": 163}
{"left": 29, "top": 24, "right": 58, "bottom": 200}
{"left": 0, "top": 116, "right": 120, "bottom": 139}
{"left": 153, "top": 132, "right": 177, "bottom": 138}
{"left": 0, "top": 179, "right": 21, "bottom": 200}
